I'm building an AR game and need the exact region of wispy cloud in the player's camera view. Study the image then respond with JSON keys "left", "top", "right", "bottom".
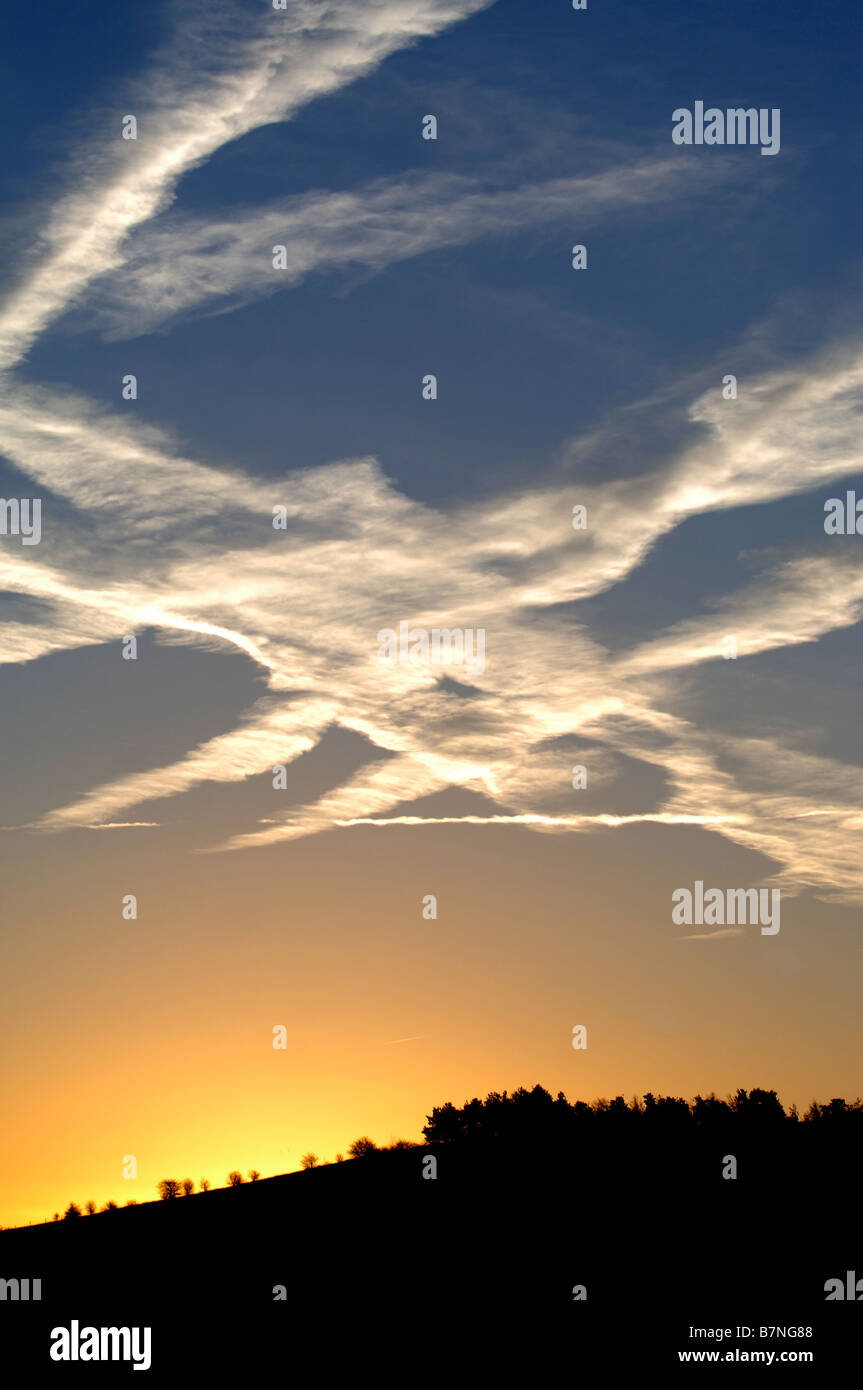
{"left": 0, "top": 0, "right": 495, "bottom": 369}
{"left": 86, "top": 822, "right": 161, "bottom": 829}
{"left": 80, "top": 158, "right": 727, "bottom": 340}
{"left": 336, "top": 813, "right": 738, "bottom": 828}
{"left": 6, "top": 331, "right": 863, "bottom": 905}
{"left": 4, "top": 0, "right": 863, "bottom": 914}
{"left": 679, "top": 928, "right": 745, "bottom": 942}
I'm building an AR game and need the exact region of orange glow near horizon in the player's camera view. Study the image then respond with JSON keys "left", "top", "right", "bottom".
{"left": 3, "top": 810, "right": 861, "bottom": 1228}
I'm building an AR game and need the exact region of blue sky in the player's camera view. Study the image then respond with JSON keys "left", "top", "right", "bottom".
{"left": 3, "top": 0, "right": 859, "bottom": 526}
{"left": 2, "top": 0, "right": 863, "bottom": 885}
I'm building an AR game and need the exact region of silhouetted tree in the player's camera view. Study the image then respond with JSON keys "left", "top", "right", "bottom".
{"left": 125, "top": 1200, "right": 137, "bottom": 1206}
{"left": 421, "top": 1083, "right": 806, "bottom": 1150}
{"left": 45, "top": 1083, "right": 861, "bottom": 1238}
{"left": 730, "top": 1087, "right": 786, "bottom": 1126}
{"left": 805, "top": 1096, "right": 863, "bottom": 1126}
{"left": 422, "top": 1102, "right": 464, "bottom": 1145}
{"left": 85, "top": 1200, "right": 96, "bottom": 1215}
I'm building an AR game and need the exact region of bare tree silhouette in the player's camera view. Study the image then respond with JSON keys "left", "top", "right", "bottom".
{"left": 348, "top": 1137, "right": 378, "bottom": 1158}
{"left": 181, "top": 1179, "right": 195, "bottom": 1196}
{"left": 300, "top": 1153, "right": 318, "bottom": 1170}
{"left": 248, "top": 1170, "right": 261, "bottom": 1182}
{"left": 227, "top": 1171, "right": 243, "bottom": 1187}
{"left": 157, "top": 1179, "right": 182, "bottom": 1200}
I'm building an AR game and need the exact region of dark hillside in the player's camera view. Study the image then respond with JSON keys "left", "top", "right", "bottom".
{"left": 2, "top": 1091, "right": 861, "bottom": 1375}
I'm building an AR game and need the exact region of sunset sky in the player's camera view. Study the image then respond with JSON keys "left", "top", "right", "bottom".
{"left": 2, "top": 0, "right": 862, "bottom": 1227}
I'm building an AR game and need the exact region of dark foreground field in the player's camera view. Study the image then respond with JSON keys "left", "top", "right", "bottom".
{"left": 1, "top": 1127, "right": 860, "bottom": 1378}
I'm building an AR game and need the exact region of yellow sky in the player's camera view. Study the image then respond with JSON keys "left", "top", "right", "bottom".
{"left": 3, "top": 812, "right": 860, "bottom": 1227}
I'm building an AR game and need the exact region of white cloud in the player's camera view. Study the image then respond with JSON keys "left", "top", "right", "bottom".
{"left": 4, "top": 0, "right": 863, "bottom": 914}
{"left": 5, "top": 320, "right": 863, "bottom": 906}
{"left": 0, "top": 0, "right": 495, "bottom": 369}
{"left": 80, "top": 158, "right": 726, "bottom": 340}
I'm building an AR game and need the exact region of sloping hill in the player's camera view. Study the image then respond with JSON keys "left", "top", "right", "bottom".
{"left": 2, "top": 1133, "right": 861, "bottom": 1376}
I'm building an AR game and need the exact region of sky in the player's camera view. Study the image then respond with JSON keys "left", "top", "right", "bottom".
{"left": 1, "top": 0, "right": 862, "bottom": 1226}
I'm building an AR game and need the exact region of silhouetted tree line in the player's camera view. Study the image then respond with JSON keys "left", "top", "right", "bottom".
{"left": 422, "top": 1085, "right": 863, "bottom": 1147}
{"left": 41, "top": 1088, "right": 861, "bottom": 1228}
